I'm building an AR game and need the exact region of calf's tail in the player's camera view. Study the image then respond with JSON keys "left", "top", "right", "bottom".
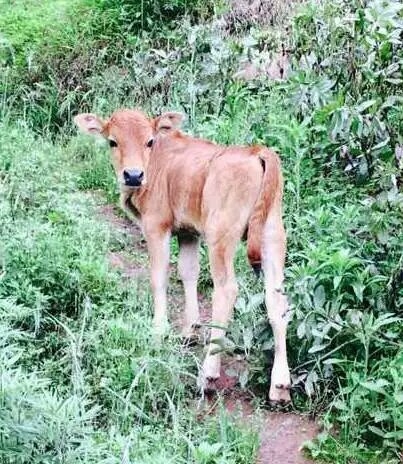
{"left": 247, "top": 148, "right": 283, "bottom": 275}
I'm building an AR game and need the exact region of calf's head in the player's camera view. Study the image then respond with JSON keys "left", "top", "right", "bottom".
{"left": 74, "top": 109, "right": 183, "bottom": 189}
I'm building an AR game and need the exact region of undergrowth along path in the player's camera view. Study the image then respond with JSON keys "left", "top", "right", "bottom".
{"left": 99, "top": 200, "right": 318, "bottom": 464}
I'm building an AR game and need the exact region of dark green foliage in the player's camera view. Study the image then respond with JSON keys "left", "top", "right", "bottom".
{"left": 0, "top": 0, "right": 219, "bottom": 132}
{"left": 86, "top": 0, "right": 217, "bottom": 33}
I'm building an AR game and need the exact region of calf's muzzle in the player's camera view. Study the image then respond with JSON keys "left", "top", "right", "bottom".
{"left": 123, "top": 169, "right": 144, "bottom": 187}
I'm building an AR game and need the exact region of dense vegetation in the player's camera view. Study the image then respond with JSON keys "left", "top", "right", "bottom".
{"left": 0, "top": 0, "right": 402, "bottom": 462}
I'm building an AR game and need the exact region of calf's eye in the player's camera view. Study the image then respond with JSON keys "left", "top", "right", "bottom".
{"left": 109, "top": 140, "right": 118, "bottom": 148}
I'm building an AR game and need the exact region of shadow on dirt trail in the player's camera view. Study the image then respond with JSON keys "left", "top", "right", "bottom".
{"left": 99, "top": 202, "right": 318, "bottom": 464}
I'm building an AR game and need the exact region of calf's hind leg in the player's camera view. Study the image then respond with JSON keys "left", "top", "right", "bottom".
{"left": 200, "top": 234, "right": 239, "bottom": 388}
{"left": 263, "top": 203, "right": 291, "bottom": 403}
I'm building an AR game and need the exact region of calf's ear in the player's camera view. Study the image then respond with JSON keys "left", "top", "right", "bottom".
{"left": 74, "top": 113, "right": 105, "bottom": 136}
{"left": 154, "top": 112, "right": 184, "bottom": 132}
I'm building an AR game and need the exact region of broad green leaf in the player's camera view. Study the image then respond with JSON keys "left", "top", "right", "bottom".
{"left": 372, "top": 411, "right": 391, "bottom": 423}
{"left": 384, "top": 430, "right": 403, "bottom": 440}
{"left": 313, "top": 285, "right": 326, "bottom": 308}
{"left": 356, "top": 99, "right": 377, "bottom": 113}
{"left": 333, "top": 275, "right": 342, "bottom": 290}
{"left": 308, "top": 343, "right": 329, "bottom": 354}
{"left": 323, "top": 358, "right": 345, "bottom": 365}
{"left": 297, "top": 321, "right": 306, "bottom": 339}
{"left": 352, "top": 282, "right": 365, "bottom": 302}
{"left": 360, "top": 379, "right": 389, "bottom": 394}
{"left": 332, "top": 399, "right": 348, "bottom": 411}
{"left": 368, "top": 425, "right": 386, "bottom": 437}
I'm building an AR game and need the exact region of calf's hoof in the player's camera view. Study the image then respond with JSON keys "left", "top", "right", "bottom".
{"left": 181, "top": 334, "right": 199, "bottom": 348}
{"left": 269, "top": 383, "right": 291, "bottom": 404}
{"left": 198, "top": 356, "right": 220, "bottom": 393}
{"left": 151, "top": 320, "right": 170, "bottom": 342}
{"left": 181, "top": 323, "right": 201, "bottom": 346}
{"left": 198, "top": 375, "right": 220, "bottom": 395}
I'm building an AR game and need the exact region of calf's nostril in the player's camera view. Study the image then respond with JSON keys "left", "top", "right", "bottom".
{"left": 138, "top": 171, "right": 144, "bottom": 181}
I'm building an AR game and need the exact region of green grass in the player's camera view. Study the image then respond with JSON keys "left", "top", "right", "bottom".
{"left": 0, "top": 121, "right": 258, "bottom": 463}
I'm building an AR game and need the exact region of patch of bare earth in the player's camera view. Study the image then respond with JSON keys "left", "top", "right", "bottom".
{"left": 98, "top": 204, "right": 147, "bottom": 251}
{"left": 98, "top": 204, "right": 148, "bottom": 276}
{"left": 99, "top": 202, "right": 318, "bottom": 464}
{"left": 257, "top": 413, "right": 318, "bottom": 464}
{"left": 108, "top": 251, "right": 148, "bottom": 279}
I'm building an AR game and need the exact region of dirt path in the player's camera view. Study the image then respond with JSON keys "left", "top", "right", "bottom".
{"left": 257, "top": 413, "right": 318, "bottom": 463}
{"left": 99, "top": 202, "right": 318, "bottom": 464}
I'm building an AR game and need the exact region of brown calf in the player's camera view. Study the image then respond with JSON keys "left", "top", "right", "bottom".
{"left": 74, "top": 109, "right": 291, "bottom": 402}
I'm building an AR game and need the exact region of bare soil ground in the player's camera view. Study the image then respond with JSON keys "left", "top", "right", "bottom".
{"left": 99, "top": 202, "right": 318, "bottom": 464}
{"left": 257, "top": 413, "right": 318, "bottom": 464}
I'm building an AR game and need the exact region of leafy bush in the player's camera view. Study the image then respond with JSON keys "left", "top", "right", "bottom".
{"left": 0, "top": 0, "right": 219, "bottom": 132}
{"left": 87, "top": 0, "right": 218, "bottom": 33}
{"left": 290, "top": 0, "right": 403, "bottom": 179}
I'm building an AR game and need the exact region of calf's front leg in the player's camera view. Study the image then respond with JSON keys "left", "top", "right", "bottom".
{"left": 178, "top": 234, "right": 200, "bottom": 339}
{"left": 144, "top": 226, "right": 171, "bottom": 336}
